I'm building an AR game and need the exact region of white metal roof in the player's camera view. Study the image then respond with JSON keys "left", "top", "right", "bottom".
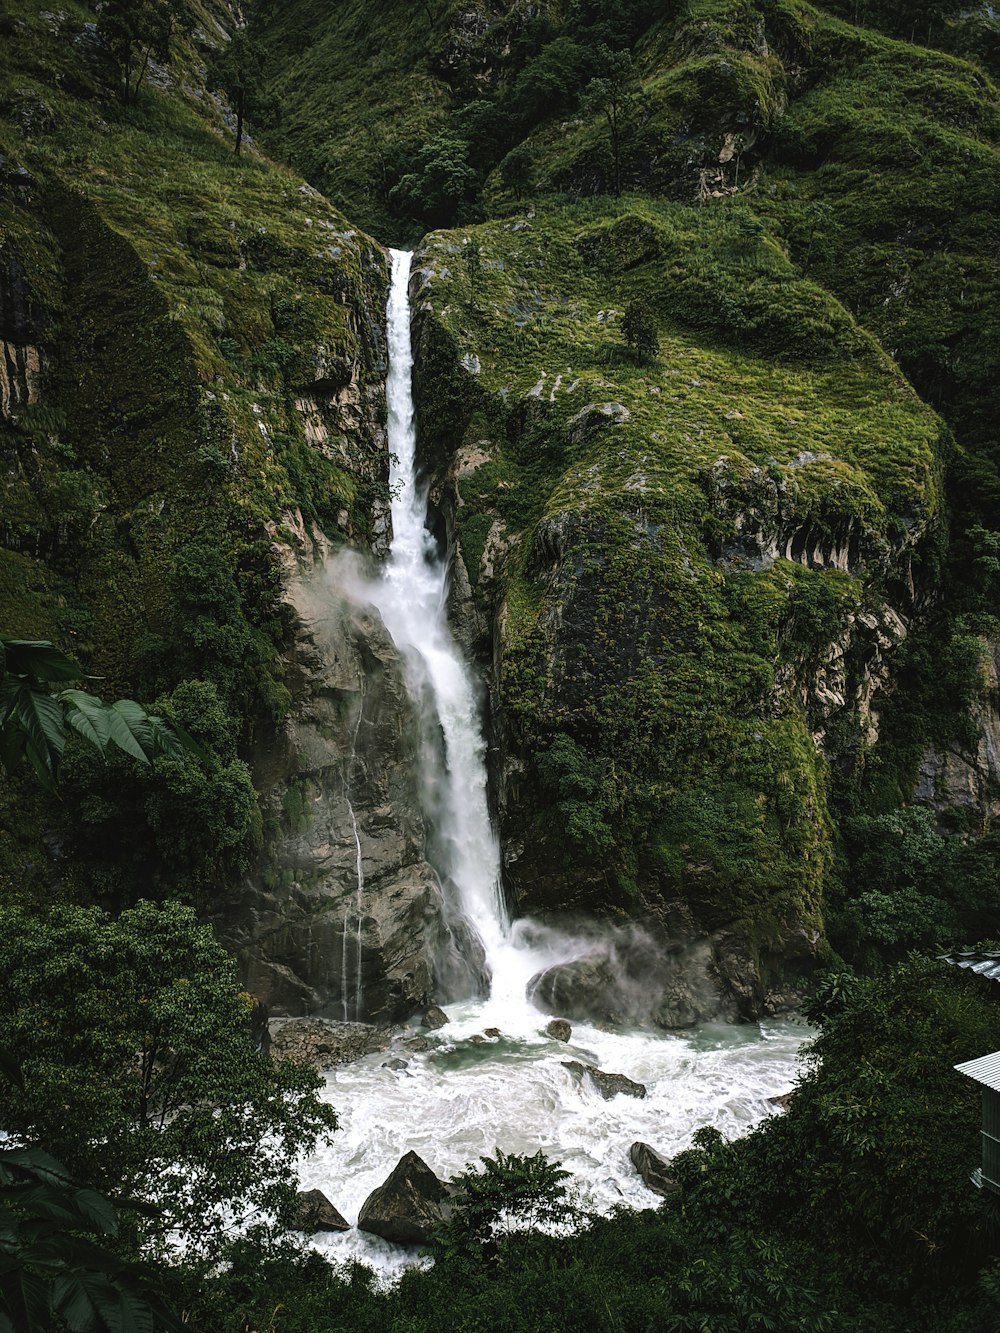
{"left": 939, "top": 952, "right": 1000, "bottom": 982}
{"left": 955, "top": 1050, "right": 1000, "bottom": 1091}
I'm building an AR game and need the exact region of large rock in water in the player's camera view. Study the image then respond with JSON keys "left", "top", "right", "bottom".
{"left": 294, "top": 1189, "right": 350, "bottom": 1233}
{"left": 629, "top": 1142, "right": 679, "bottom": 1197}
{"left": 357, "top": 1151, "right": 452, "bottom": 1245}
{"left": 528, "top": 937, "right": 740, "bottom": 1029}
{"left": 562, "top": 1061, "right": 646, "bottom": 1100}
{"left": 269, "top": 1018, "right": 386, "bottom": 1071}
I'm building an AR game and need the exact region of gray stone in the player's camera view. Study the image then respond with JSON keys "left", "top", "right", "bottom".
{"left": 294, "top": 1188, "right": 350, "bottom": 1233}
{"left": 545, "top": 1019, "right": 572, "bottom": 1042}
{"left": 357, "top": 1151, "right": 452, "bottom": 1246}
{"left": 629, "top": 1142, "right": 679, "bottom": 1197}
{"left": 563, "top": 1061, "right": 646, "bottom": 1100}
{"left": 382, "top": 1057, "right": 409, "bottom": 1071}
{"left": 404, "top": 1036, "right": 430, "bottom": 1052}
{"left": 767, "top": 1092, "right": 794, "bottom": 1111}
{"left": 270, "top": 1019, "right": 385, "bottom": 1071}
{"left": 484, "top": 1027, "right": 502, "bottom": 1038}
{"left": 421, "top": 1005, "right": 450, "bottom": 1031}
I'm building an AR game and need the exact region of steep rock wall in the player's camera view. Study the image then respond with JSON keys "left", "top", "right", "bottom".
{"left": 409, "top": 205, "right": 944, "bottom": 1013}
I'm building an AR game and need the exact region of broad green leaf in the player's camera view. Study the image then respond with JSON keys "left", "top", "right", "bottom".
{"left": 0, "top": 1149, "right": 77, "bottom": 1190}
{"left": 104, "top": 704, "right": 150, "bottom": 765}
{"left": 72, "top": 1189, "right": 119, "bottom": 1239}
{"left": 0, "top": 1266, "right": 50, "bottom": 1332}
{"left": 10, "top": 686, "right": 65, "bottom": 766}
{"left": 60, "top": 691, "right": 113, "bottom": 752}
{"left": 0, "top": 639, "right": 82, "bottom": 684}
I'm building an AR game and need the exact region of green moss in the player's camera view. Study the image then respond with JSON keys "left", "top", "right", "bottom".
{"left": 413, "top": 199, "right": 941, "bottom": 934}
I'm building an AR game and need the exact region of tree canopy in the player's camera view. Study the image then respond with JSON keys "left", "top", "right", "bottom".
{"left": 0, "top": 900, "right": 337, "bottom": 1261}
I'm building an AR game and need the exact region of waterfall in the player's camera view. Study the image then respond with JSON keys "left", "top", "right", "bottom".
{"left": 298, "top": 250, "right": 809, "bottom": 1275}
{"left": 370, "top": 248, "right": 510, "bottom": 984}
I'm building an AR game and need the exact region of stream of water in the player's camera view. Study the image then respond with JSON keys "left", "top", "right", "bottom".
{"left": 301, "top": 249, "right": 808, "bottom": 1275}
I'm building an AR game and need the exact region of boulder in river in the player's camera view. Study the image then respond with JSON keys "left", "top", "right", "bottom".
{"left": 767, "top": 1091, "right": 794, "bottom": 1111}
{"left": 545, "top": 1018, "right": 572, "bottom": 1042}
{"left": 294, "top": 1188, "right": 350, "bottom": 1233}
{"left": 269, "top": 1018, "right": 386, "bottom": 1071}
{"left": 358, "top": 1151, "right": 452, "bottom": 1246}
{"left": 629, "top": 1142, "right": 679, "bottom": 1197}
{"left": 562, "top": 1061, "right": 646, "bottom": 1100}
{"left": 421, "top": 1005, "right": 450, "bottom": 1031}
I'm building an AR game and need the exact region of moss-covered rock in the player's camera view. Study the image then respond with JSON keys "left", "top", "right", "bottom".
{"left": 410, "top": 201, "right": 943, "bottom": 992}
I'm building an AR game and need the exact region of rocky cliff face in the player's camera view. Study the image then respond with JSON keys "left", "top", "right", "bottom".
{"left": 408, "top": 205, "right": 943, "bottom": 1011}
{"left": 232, "top": 532, "right": 486, "bottom": 1021}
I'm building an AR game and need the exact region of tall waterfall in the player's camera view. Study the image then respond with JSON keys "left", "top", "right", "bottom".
{"left": 371, "top": 249, "right": 510, "bottom": 984}
{"left": 297, "top": 249, "right": 808, "bottom": 1277}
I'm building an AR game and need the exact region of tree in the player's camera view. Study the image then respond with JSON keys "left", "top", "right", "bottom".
{"left": 621, "top": 297, "right": 659, "bottom": 362}
{"left": 95, "top": 0, "right": 192, "bottom": 106}
{"left": 580, "top": 47, "right": 641, "bottom": 196}
{"left": 499, "top": 142, "right": 535, "bottom": 200}
{"left": 433, "top": 1150, "right": 576, "bottom": 1270}
{"left": 0, "top": 1142, "right": 181, "bottom": 1333}
{"left": 0, "top": 637, "right": 190, "bottom": 793}
{"left": 388, "top": 131, "right": 479, "bottom": 230}
{"left": 205, "top": 31, "right": 278, "bottom": 157}
{"left": 0, "top": 900, "right": 338, "bottom": 1260}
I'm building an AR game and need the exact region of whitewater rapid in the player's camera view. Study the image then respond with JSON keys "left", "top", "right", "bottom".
{"left": 299, "top": 249, "right": 808, "bottom": 1275}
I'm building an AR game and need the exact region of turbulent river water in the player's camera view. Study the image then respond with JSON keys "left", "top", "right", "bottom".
{"left": 300, "top": 249, "right": 808, "bottom": 1276}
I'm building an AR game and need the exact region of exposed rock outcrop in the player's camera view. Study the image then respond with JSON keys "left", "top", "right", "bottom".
{"left": 629, "top": 1142, "right": 679, "bottom": 1197}
{"left": 563, "top": 1062, "right": 647, "bottom": 1100}
{"left": 357, "top": 1151, "right": 452, "bottom": 1246}
{"left": 270, "top": 1018, "right": 387, "bottom": 1070}
{"left": 233, "top": 571, "right": 487, "bottom": 1022}
{"left": 294, "top": 1189, "right": 350, "bottom": 1234}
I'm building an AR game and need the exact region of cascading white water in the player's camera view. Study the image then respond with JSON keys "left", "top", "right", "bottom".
{"left": 373, "top": 249, "right": 510, "bottom": 977}
{"left": 299, "top": 249, "right": 809, "bottom": 1276}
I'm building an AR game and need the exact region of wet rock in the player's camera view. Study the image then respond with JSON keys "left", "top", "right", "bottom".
{"left": 357, "top": 1151, "right": 452, "bottom": 1246}
{"left": 562, "top": 1061, "right": 646, "bottom": 1100}
{"left": 469, "top": 1034, "right": 488, "bottom": 1044}
{"left": 530, "top": 957, "right": 622, "bottom": 1025}
{"left": 767, "top": 1091, "right": 794, "bottom": 1111}
{"left": 484, "top": 1027, "right": 502, "bottom": 1038}
{"left": 421, "top": 1005, "right": 450, "bottom": 1030}
{"left": 629, "top": 1142, "right": 679, "bottom": 1198}
{"left": 404, "top": 1036, "right": 430, "bottom": 1052}
{"left": 545, "top": 1019, "right": 572, "bottom": 1042}
{"left": 270, "top": 1018, "right": 386, "bottom": 1071}
{"left": 294, "top": 1188, "right": 350, "bottom": 1233}
{"left": 382, "top": 1057, "right": 409, "bottom": 1071}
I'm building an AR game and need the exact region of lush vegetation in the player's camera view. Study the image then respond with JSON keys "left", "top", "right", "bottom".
{"left": 3, "top": 0, "right": 1000, "bottom": 1328}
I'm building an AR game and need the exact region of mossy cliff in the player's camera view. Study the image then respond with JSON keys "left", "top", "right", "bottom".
{"left": 0, "top": 1, "right": 476, "bottom": 1017}
{"left": 3, "top": 0, "right": 999, "bottom": 1014}
{"left": 410, "top": 201, "right": 943, "bottom": 1007}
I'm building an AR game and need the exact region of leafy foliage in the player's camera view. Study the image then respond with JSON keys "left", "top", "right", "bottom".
{"left": 432, "top": 1150, "right": 576, "bottom": 1270}
{"left": 0, "top": 637, "right": 189, "bottom": 793}
{"left": 0, "top": 1145, "right": 180, "bottom": 1333}
{"left": 0, "top": 900, "right": 337, "bottom": 1261}
{"left": 206, "top": 31, "right": 279, "bottom": 155}
{"left": 95, "top": 0, "right": 192, "bottom": 105}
